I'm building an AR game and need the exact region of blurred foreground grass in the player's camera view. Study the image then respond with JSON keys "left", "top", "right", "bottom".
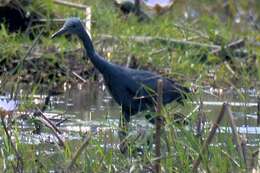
{"left": 0, "top": 0, "right": 259, "bottom": 172}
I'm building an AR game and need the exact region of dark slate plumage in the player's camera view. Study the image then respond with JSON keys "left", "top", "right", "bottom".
{"left": 52, "top": 18, "right": 190, "bottom": 122}
{"left": 114, "top": 0, "right": 150, "bottom": 21}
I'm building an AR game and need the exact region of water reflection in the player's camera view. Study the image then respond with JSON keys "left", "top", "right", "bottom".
{"left": 0, "top": 82, "right": 259, "bottom": 147}
{"left": 52, "top": 82, "right": 120, "bottom": 121}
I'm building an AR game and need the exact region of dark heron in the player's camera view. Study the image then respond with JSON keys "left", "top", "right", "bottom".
{"left": 52, "top": 18, "right": 190, "bottom": 150}
{"left": 113, "top": 0, "right": 150, "bottom": 21}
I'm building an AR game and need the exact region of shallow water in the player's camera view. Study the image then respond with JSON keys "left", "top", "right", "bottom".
{"left": 0, "top": 82, "right": 259, "bottom": 147}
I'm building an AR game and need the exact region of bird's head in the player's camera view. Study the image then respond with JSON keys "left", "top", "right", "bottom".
{"left": 51, "top": 17, "right": 83, "bottom": 38}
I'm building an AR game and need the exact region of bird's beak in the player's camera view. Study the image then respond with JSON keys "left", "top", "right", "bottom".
{"left": 51, "top": 27, "right": 67, "bottom": 39}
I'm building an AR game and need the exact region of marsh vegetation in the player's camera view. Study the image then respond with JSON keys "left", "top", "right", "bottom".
{"left": 0, "top": 0, "right": 259, "bottom": 172}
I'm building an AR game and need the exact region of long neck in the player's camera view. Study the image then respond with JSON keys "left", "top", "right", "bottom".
{"left": 77, "top": 27, "right": 111, "bottom": 73}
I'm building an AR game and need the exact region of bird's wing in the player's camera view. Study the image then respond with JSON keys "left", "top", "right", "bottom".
{"left": 126, "top": 68, "right": 190, "bottom": 104}
{"left": 126, "top": 69, "right": 163, "bottom": 97}
{"left": 126, "top": 68, "right": 159, "bottom": 82}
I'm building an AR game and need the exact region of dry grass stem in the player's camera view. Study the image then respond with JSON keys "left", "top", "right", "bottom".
{"left": 66, "top": 134, "right": 91, "bottom": 171}
{"left": 1, "top": 117, "right": 24, "bottom": 172}
{"left": 155, "top": 79, "right": 163, "bottom": 173}
{"left": 225, "top": 105, "right": 244, "bottom": 162}
{"left": 192, "top": 103, "right": 226, "bottom": 172}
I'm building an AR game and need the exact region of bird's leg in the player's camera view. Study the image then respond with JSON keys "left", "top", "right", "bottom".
{"left": 42, "top": 93, "right": 51, "bottom": 112}
{"left": 118, "top": 112, "right": 130, "bottom": 153}
{"left": 118, "top": 115, "right": 128, "bottom": 140}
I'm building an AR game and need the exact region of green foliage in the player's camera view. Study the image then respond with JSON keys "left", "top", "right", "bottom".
{"left": 0, "top": 0, "right": 259, "bottom": 172}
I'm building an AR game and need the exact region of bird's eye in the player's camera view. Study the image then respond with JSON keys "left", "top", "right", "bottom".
{"left": 71, "top": 24, "right": 76, "bottom": 28}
